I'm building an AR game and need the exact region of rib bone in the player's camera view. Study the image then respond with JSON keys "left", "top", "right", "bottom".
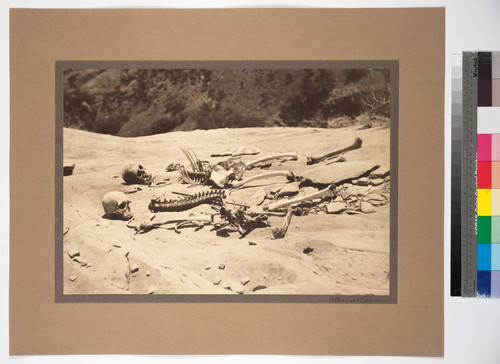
{"left": 231, "top": 171, "right": 294, "bottom": 188}
{"left": 266, "top": 184, "right": 336, "bottom": 211}
{"left": 246, "top": 152, "right": 298, "bottom": 169}
{"left": 306, "top": 138, "right": 362, "bottom": 165}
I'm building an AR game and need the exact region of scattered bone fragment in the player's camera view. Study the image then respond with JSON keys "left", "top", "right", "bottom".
{"left": 360, "top": 202, "right": 376, "bottom": 213}
{"left": 128, "top": 213, "right": 214, "bottom": 234}
{"left": 148, "top": 286, "right": 157, "bottom": 294}
{"left": 86, "top": 263, "right": 93, "bottom": 268}
{"left": 384, "top": 175, "right": 390, "bottom": 182}
{"left": 325, "top": 202, "right": 346, "bottom": 214}
{"left": 231, "top": 170, "right": 294, "bottom": 188}
{"left": 266, "top": 184, "right": 336, "bottom": 211}
{"left": 130, "top": 265, "right": 139, "bottom": 274}
{"left": 219, "top": 263, "right": 225, "bottom": 270}
{"left": 68, "top": 275, "right": 78, "bottom": 282}
{"left": 245, "top": 152, "right": 298, "bottom": 169}
{"left": 231, "top": 146, "right": 260, "bottom": 156}
{"left": 210, "top": 165, "right": 233, "bottom": 187}
{"left": 370, "top": 178, "right": 384, "bottom": 186}
{"left": 306, "top": 137, "right": 362, "bottom": 165}
{"left": 241, "top": 277, "right": 250, "bottom": 285}
{"left": 146, "top": 271, "right": 151, "bottom": 277}
{"left": 248, "top": 241, "right": 257, "bottom": 246}
{"left": 213, "top": 277, "right": 222, "bottom": 285}
{"left": 245, "top": 189, "right": 267, "bottom": 206}
{"left": 272, "top": 207, "right": 294, "bottom": 239}
{"left": 205, "top": 265, "right": 212, "bottom": 270}
{"left": 67, "top": 250, "right": 80, "bottom": 259}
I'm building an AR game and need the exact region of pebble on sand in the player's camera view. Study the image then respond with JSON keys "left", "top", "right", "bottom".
{"left": 219, "top": 263, "right": 225, "bottom": 270}
{"left": 370, "top": 178, "right": 384, "bottom": 186}
{"left": 68, "top": 275, "right": 78, "bottom": 282}
{"left": 67, "top": 250, "right": 80, "bottom": 259}
{"left": 325, "top": 202, "right": 346, "bottom": 214}
{"left": 231, "top": 282, "right": 245, "bottom": 294}
{"left": 357, "top": 177, "right": 369, "bottom": 186}
{"left": 241, "top": 277, "right": 250, "bottom": 285}
{"left": 148, "top": 286, "right": 157, "bottom": 294}
{"left": 361, "top": 202, "right": 376, "bottom": 213}
{"left": 130, "top": 265, "right": 139, "bottom": 274}
{"left": 213, "top": 277, "right": 222, "bottom": 285}
{"left": 146, "top": 271, "right": 151, "bottom": 277}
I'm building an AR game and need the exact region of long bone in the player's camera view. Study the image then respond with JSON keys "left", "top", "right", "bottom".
{"left": 272, "top": 207, "right": 294, "bottom": 239}
{"left": 230, "top": 170, "right": 295, "bottom": 188}
{"left": 306, "top": 137, "right": 362, "bottom": 165}
{"left": 127, "top": 214, "right": 214, "bottom": 234}
{"left": 266, "top": 184, "right": 336, "bottom": 211}
{"left": 245, "top": 152, "right": 298, "bottom": 169}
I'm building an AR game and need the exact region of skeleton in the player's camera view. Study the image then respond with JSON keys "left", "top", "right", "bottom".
{"left": 266, "top": 184, "right": 336, "bottom": 211}
{"left": 101, "top": 191, "right": 133, "bottom": 220}
{"left": 306, "top": 138, "right": 362, "bottom": 165}
{"left": 148, "top": 190, "right": 225, "bottom": 212}
{"left": 122, "top": 163, "right": 153, "bottom": 185}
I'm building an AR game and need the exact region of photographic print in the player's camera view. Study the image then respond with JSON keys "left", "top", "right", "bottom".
{"left": 57, "top": 61, "right": 397, "bottom": 303}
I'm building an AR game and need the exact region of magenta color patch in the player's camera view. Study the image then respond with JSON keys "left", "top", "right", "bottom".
{"left": 493, "top": 134, "right": 500, "bottom": 161}
{"left": 478, "top": 134, "right": 492, "bottom": 161}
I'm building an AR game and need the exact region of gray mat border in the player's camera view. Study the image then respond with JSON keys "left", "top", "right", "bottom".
{"left": 55, "top": 60, "right": 398, "bottom": 304}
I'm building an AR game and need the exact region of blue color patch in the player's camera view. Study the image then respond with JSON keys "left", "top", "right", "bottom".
{"left": 478, "top": 244, "right": 492, "bottom": 270}
{"left": 478, "top": 270, "right": 492, "bottom": 297}
{"left": 492, "top": 244, "right": 500, "bottom": 270}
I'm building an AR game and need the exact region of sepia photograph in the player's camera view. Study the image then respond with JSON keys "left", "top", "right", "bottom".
{"left": 58, "top": 61, "right": 397, "bottom": 302}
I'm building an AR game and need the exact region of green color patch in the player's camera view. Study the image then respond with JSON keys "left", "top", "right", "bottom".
{"left": 492, "top": 216, "right": 500, "bottom": 243}
{"left": 478, "top": 216, "right": 492, "bottom": 244}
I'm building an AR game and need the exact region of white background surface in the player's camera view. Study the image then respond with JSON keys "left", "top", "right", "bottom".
{"left": 2, "top": 0, "right": 500, "bottom": 363}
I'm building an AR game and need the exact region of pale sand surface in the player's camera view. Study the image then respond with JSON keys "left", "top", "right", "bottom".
{"left": 63, "top": 126, "right": 390, "bottom": 295}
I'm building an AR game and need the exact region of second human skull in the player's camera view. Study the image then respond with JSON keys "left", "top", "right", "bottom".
{"left": 122, "top": 163, "right": 152, "bottom": 185}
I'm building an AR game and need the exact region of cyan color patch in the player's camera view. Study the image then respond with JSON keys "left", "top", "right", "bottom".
{"left": 478, "top": 244, "right": 492, "bottom": 270}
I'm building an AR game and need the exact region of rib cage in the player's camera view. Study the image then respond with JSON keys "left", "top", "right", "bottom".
{"left": 149, "top": 190, "right": 225, "bottom": 212}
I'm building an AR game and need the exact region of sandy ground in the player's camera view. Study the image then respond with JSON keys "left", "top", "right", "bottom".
{"left": 63, "top": 126, "right": 391, "bottom": 296}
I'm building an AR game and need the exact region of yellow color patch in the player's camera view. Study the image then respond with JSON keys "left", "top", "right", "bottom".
{"left": 478, "top": 189, "right": 492, "bottom": 216}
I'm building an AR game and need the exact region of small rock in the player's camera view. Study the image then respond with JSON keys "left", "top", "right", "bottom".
{"left": 263, "top": 274, "right": 268, "bottom": 279}
{"left": 148, "top": 286, "right": 157, "bottom": 294}
{"left": 219, "top": 264, "right": 225, "bottom": 270}
{"left": 67, "top": 250, "right": 80, "bottom": 259}
{"left": 276, "top": 184, "right": 299, "bottom": 198}
{"left": 146, "top": 271, "right": 151, "bottom": 277}
{"left": 79, "top": 260, "right": 88, "bottom": 267}
{"left": 68, "top": 275, "right": 77, "bottom": 282}
{"left": 384, "top": 175, "right": 390, "bottom": 182}
{"left": 241, "top": 277, "right": 250, "bottom": 285}
{"left": 342, "top": 183, "right": 352, "bottom": 189}
{"left": 361, "top": 202, "right": 376, "bottom": 213}
{"left": 130, "top": 265, "right": 139, "bottom": 274}
{"left": 231, "top": 282, "right": 245, "bottom": 294}
{"left": 124, "top": 251, "right": 129, "bottom": 258}
{"left": 277, "top": 276, "right": 282, "bottom": 280}
{"left": 246, "top": 189, "right": 267, "bottom": 206}
{"left": 351, "top": 179, "right": 358, "bottom": 185}
{"left": 270, "top": 186, "right": 281, "bottom": 195}
{"left": 357, "top": 177, "right": 369, "bottom": 186}
{"left": 205, "top": 265, "right": 211, "bottom": 270}
{"left": 253, "top": 285, "right": 267, "bottom": 292}
{"left": 325, "top": 202, "right": 346, "bottom": 214}
{"left": 370, "top": 178, "right": 384, "bottom": 186}
{"left": 213, "top": 277, "right": 222, "bottom": 285}
{"left": 112, "top": 244, "right": 121, "bottom": 248}
{"left": 303, "top": 247, "right": 314, "bottom": 254}
{"left": 334, "top": 195, "right": 344, "bottom": 202}
{"left": 222, "top": 282, "right": 231, "bottom": 290}
{"left": 300, "top": 186, "right": 318, "bottom": 196}
{"left": 248, "top": 241, "right": 257, "bottom": 246}
{"left": 86, "top": 263, "right": 93, "bottom": 268}
{"left": 365, "top": 193, "right": 386, "bottom": 202}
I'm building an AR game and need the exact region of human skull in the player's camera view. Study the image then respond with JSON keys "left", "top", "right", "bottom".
{"left": 102, "top": 191, "right": 133, "bottom": 220}
{"left": 122, "top": 163, "right": 152, "bottom": 185}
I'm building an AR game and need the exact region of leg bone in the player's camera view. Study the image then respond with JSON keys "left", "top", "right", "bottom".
{"left": 307, "top": 138, "right": 362, "bottom": 165}
{"left": 266, "top": 184, "right": 336, "bottom": 211}
{"left": 231, "top": 171, "right": 294, "bottom": 188}
{"left": 246, "top": 152, "right": 298, "bottom": 169}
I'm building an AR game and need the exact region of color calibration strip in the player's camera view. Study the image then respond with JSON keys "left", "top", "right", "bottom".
{"left": 476, "top": 51, "right": 500, "bottom": 297}
{"left": 451, "top": 54, "right": 462, "bottom": 296}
